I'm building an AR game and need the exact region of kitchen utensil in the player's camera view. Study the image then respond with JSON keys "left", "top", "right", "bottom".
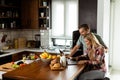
{"left": 35, "top": 34, "right": 41, "bottom": 48}
{"left": 1, "top": 34, "right": 7, "bottom": 43}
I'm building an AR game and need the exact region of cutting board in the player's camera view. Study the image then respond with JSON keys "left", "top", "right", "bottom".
{"left": 0, "top": 63, "right": 15, "bottom": 72}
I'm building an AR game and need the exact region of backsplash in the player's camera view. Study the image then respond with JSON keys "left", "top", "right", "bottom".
{"left": 0, "top": 29, "right": 50, "bottom": 49}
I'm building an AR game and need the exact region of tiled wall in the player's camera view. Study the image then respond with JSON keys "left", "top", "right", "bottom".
{"left": 0, "top": 29, "right": 50, "bottom": 49}
{"left": 40, "top": 30, "right": 51, "bottom": 48}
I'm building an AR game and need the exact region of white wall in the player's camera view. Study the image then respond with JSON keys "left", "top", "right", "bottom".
{"left": 97, "top": 0, "right": 110, "bottom": 75}
{"left": 97, "top": 0, "right": 110, "bottom": 48}
{"left": 111, "top": 0, "right": 120, "bottom": 70}
{"left": 98, "top": 0, "right": 120, "bottom": 71}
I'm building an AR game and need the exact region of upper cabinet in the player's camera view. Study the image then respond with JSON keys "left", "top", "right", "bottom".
{"left": 0, "top": 0, "right": 21, "bottom": 29}
{"left": 21, "top": 0, "right": 39, "bottom": 29}
{"left": 0, "top": 0, "right": 51, "bottom": 30}
{"left": 21, "top": 0, "right": 51, "bottom": 29}
{"left": 39, "top": 0, "right": 51, "bottom": 29}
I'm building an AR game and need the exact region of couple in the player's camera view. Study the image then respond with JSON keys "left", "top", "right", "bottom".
{"left": 68, "top": 24, "right": 109, "bottom": 80}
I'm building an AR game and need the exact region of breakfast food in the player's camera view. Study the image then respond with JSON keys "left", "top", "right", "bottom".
{"left": 50, "top": 56, "right": 64, "bottom": 70}
{"left": 52, "top": 55, "right": 57, "bottom": 60}
{"left": 52, "top": 63, "right": 61, "bottom": 68}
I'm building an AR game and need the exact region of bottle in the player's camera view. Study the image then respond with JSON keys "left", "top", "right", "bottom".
{"left": 13, "top": 21, "right": 16, "bottom": 28}
{"left": 2, "top": 23, "right": 4, "bottom": 29}
{"left": 60, "top": 55, "right": 67, "bottom": 67}
{"left": 11, "top": 22, "right": 13, "bottom": 28}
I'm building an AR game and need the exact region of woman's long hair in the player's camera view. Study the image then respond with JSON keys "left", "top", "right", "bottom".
{"left": 84, "top": 33, "right": 100, "bottom": 60}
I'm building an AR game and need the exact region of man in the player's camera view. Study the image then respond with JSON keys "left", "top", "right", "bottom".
{"left": 69, "top": 24, "right": 107, "bottom": 57}
{"left": 72, "top": 30, "right": 83, "bottom": 57}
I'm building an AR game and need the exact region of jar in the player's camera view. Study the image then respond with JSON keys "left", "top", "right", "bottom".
{"left": 60, "top": 55, "right": 67, "bottom": 67}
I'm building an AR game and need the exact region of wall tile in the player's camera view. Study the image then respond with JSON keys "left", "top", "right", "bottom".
{"left": 0, "top": 29, "right": 50, "bottom": 49}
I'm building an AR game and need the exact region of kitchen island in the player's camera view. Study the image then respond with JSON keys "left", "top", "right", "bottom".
{"left": 0, "top": 48, "right": 71, "bottom": 79}
{"left": 2, "top": 59, "right": 84, "bottom": 80}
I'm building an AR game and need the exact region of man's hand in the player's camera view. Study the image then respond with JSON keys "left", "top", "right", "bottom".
{"left": 66, "top": 54, "right": 71, "bottom": 59}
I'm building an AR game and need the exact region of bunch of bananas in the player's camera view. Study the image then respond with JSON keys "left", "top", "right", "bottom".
{"left": 40, "top": 51, "right": 52, "bottom": 59}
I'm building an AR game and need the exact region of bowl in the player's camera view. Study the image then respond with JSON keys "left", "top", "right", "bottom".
{"left": 41, "top": 58, "right": 51, "bottom": 64}
{"left": 24, "top": 60, "right": 34, "bottom": 64}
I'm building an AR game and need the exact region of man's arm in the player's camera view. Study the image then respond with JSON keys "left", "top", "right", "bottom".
{"left": 95, "top": 34, "right": 108, "bottom": 49}
{"left": 69, "top": 45, "right": 80, "bottom": 57}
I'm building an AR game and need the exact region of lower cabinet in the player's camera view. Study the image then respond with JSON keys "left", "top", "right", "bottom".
{"left": 0, "top": 55, "right": 12, "bottom": 65}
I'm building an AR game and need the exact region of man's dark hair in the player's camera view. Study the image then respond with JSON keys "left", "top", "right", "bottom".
{"left": 78, "top": 24, "right": 90, "bottom": 30}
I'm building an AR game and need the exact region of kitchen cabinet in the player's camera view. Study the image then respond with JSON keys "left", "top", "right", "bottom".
{"left": 0, "top": 0, "right": 21, "bottom": 29}
{"left": 0, "top": 55, "right": 12, "bottom": 65}
{"left": 12, "top": 51, "right": 27, "bottom": 61}
{"left": 21, "top": 0, "right": 39, "bottom": 29}
{"left": 0, "top": 0, "right": 51, "bottom": 30}
{"left": 12, "top": 51, "right": 41, "bottom": 61}
{"left": 12, "top": 51, "right": 32, "bottom": 61}
{"left": 39, "top": 0, "right": 51, "bottom": 29}
{"left": 21, "top": 0, "right": 51, "bottom": 29}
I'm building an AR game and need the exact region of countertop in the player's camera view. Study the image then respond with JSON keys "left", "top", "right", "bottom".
{"left": 0, "top": 48, "right": 70, "bottom": 58}
{"left": 0, "top": 48, "right": 70, "bottom": 79}
{"left": 2, "top": 58, "right": 84, "bottom": 80}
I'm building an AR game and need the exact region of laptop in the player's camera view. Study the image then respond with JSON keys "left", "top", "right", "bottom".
{"left": 67, "top": 59, "right": 78, "bottom": 65}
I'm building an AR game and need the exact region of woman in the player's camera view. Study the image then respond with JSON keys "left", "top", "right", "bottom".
{"left": 77, "top": 33, "right": 106, "bottom": 80}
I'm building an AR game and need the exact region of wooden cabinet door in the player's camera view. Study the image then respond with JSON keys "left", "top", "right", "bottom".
{"left": 21, "top": 0, "right": 39, "bottom": 29}
{"left": 78, "top": 0, "right": 97, "bottom": 33}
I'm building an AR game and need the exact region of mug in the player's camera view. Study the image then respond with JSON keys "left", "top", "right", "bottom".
{"left": 41, "top": 12, "right": 44, "bottom": 17}
{"left": 43, "top": 2, "right": 47, "bottom": 6}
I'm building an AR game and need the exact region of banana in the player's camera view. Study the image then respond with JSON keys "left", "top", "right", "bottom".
{"left": 47, "top": 55, "right": 52, "bottom": 59}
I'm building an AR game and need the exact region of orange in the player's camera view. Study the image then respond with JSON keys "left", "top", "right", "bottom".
{"left": 52, "top": 55, "right": 57, "bottom": 60}
{"left": 40, "top": 54, "right": 47, "bottom": 59}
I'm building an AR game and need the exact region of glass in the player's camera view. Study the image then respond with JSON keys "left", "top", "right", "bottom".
{"left": 22, "top": 54, "right": 26, "bottom": 61}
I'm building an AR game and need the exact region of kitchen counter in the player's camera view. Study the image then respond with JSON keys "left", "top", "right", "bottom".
{"left": 0, "top": 48, "right": 70, "bottom": 79}
{"left": 0, "top": 48, "right": 70, "bottom": 58}
{"left": 2, "top": 60, "right": 84, "bottom": 80}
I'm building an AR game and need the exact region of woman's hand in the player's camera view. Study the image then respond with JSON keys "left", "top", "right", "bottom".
{"left": 77, "top": 60, "right": 88, "bottom": 64}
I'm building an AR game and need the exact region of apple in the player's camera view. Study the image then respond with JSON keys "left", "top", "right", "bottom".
{"left": 30, "top": 55, "right": 35, "bottom": 60}
{"left": 11, "top": 61, "right": 14, "bottom": 64}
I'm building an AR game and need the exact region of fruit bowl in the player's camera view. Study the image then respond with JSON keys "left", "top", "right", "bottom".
{"left": 39, "top": 50, "right": 52, "bottom": 64}
{"left": 41, "top": 58, "right": 51, "bottom": 64}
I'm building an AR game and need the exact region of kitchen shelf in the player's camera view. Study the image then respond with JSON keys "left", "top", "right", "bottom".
{"left": 0, "top": 0, "right": 21, "bottom": 29}
{"left": 39, "top": 17, "right": 49, "bottom": 19}
{"left": 0, "top": 5, "right": 20, "bottom": 8}
{"left": 39, "top": 6, "right": 49, "bottom": 8}
{"left": 0, "top": 17, "right": 19, "bottom": 19}
{"left": 39, "top": 0, "right": 51, "bottom": 29}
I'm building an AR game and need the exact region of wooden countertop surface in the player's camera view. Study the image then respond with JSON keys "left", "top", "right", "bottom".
{"left": 2, "top": 60, "right": 84, "bottom": 80}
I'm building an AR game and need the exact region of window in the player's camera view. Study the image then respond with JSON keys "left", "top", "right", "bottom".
{"left": 52, "top": 0, "right": 78, "bottom": 39}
